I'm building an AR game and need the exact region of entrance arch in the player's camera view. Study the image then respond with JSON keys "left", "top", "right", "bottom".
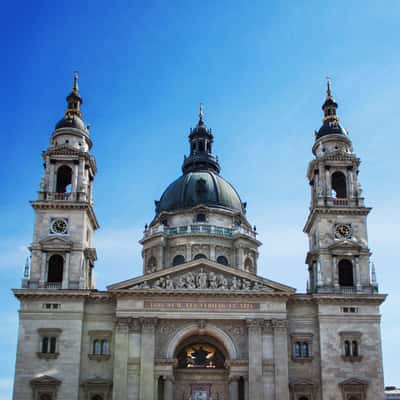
{"left": 165, "top": 324, "right": 238, "bottom": 400}
{"left": 166, "top": 323, "right": 238, "bottom": 360}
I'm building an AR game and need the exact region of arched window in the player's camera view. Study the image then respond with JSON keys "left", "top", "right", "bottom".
{"left": 331, "top": 171, "right": 347, "bottom": 198}
{"left": 91, "top": 396, "right": 103, "bottom": 400}
{"left": 217, "top": 255, "right": 228, "bottom": 266}
{"left": 56, "top": 165, "right": 72, "bottom": 193}
{"left": 344, "top": 340, "right": 351, "bottom": 357}
{"left": 173, "top": 255, "right": 185, "bottom": 266}
{"left": 244, "top": 257, "right": 253, "bottom": 272}
{"left": 40, "top": 395, "right": 53, "bottom": 400}
{"left": 93, "top": 339, "right": 100, "bottom": 355}
{"left": 299, "top": 397, "right": 309, "bottom": 400}
{"left": 194, "top": 253, "right": 207, "bottom": 260}
{"left": 338, "top": 259, "right": 354, "bottom": 286}
{"left": 238, "top": 377, "right": 245, "bottom": 400}
{"left": 47, "top": 255, "right": 64, "bottom": 283}
{"left": 41, "top": 336, "right": 57, "bottom": 354}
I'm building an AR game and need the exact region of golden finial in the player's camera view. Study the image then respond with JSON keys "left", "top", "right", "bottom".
{"left": 199, "top": 102, "right": 204, "bottom": 120}
{"left": 73, "top": 70, "right": 79, "bottom": 91}
{"left": 326, "top": 76, "right": 332, "bottom": 99}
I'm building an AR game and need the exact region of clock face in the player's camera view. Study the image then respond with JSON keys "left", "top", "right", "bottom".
{"left": 335, "top": 224, "right": 352, "bottom": 239}
{"left": 51, "top": 219, "right": 68, "bottom": 234}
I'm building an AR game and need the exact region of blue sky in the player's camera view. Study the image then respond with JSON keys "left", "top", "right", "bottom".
{"left": 1, "top": 0, "right": 400, "bottom": 397}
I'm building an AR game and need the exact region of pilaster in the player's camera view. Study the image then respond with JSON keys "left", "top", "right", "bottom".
{"left": 139, "top": 318, "right": 157, "bottom": 400}
{"left": 113, "top": 318, "right": 130, "bottom": 400}
{"left": 271, "top": 319, "right": 289, "bottom": 400}
{"left": 246, "top": 319, "right": 263, "bottom": 400}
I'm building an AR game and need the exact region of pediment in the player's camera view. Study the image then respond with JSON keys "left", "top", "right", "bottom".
{"left": 30, "top": 375, "right": 61, "bottom": 386}
{"left": 328, "top": 239, "right": 363, "bottom": 252}
{"left": 107, "top": 259, "right": 295, "bottom": 294}
{"left": 39, "top": 236, "right": 73, "bottom": 251}
{"left": 339, "top": 377, "right": 369, "bottom": 387}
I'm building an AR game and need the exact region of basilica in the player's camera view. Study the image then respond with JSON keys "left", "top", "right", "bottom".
{"left": 12, "top": 74, "right": 386, "bottom": 400}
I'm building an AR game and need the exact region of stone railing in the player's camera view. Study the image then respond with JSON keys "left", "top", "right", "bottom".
{"left": 143, "top": 224, "right": 257, "bottom": 239}
{"left": 316, "top": 197, "right": 365, "bottom": 207}
{"left": 39, "top": 192, "right": 88, "bottom": 202}
{"left": 45, "top": 282, "right": 62, "bottom": 289}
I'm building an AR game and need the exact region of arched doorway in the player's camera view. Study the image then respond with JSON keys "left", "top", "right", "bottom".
{"left": 173, "top": 335, "right": 229, "bottom": 400}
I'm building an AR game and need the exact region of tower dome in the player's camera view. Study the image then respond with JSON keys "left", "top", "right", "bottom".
{"left": 155, "top": 105, "right": 245, "bottom": 215}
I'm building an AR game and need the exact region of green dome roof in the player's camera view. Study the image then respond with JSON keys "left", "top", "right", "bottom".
{"left": 156, "top": 171, "right": 244, "bottom": 214}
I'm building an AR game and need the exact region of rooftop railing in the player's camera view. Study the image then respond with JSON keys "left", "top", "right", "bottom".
{"left": 144, "top": 224, "right": 257, "bottom": 239}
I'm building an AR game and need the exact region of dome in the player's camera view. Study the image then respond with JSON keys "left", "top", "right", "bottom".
{"left": 157, "top": 171, "right": 244, "bottom": 214}
{"left": 316, "top": 120, "right": 347, "bottom": 139}
{"left": 55, "top": 114, "right": 86, "bottom": 131}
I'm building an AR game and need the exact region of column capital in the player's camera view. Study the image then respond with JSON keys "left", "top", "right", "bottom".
{"left": 115, "top": 317, "right": 141, "bottom": 333}
{"left": 140, "top": 317, "right": 158, "bottom": 332}
{"left": 245, "top": 319, "right": 263, "bottom": 329}
{"left": 228, "top": 375, "right": 241, "bottom": 383}
{"left": 271, "top": 319, "right": 288, "bottom": 333}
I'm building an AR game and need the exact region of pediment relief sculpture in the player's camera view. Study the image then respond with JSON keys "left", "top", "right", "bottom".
{"left": 131, "top": 268, "right": 274, "bottom": 292}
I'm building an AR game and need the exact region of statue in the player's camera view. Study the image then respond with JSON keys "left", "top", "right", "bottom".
{"left": 242, "top": 279, "right": 251, "bottom": 290}
{"left": 197, "top": 268, "right": 208, "bottom": 289}
{"left": 177, "top": 275, "right": 186, "bottom": 289}
{"left": 208, "top": 271, "right": 217, "bottom": 289}
{"left": 39, "top": 176, "right": 47, "bottom": 192}
{"left": 231, "top": 276, "right": 241, "bottom": 290}
{"left": 165, "top": 275, "right": 174, "bottom": 290}
{"left": 357, "top": 182, "right": 363, "bottom": 197}
{"left": 217, "top": 274, "right": 228, "bottom": 289}
{"left": 186, "top": 272, "right": 196, "bottom": 289}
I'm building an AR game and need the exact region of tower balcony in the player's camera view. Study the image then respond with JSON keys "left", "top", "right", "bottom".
{"left": 39, "top": 192, "right": 90, "bottom": 202}
{"left": 315, "top": 196, "right": 365, "bottom": 208}
{"left": 143, "top": 224, "right": 257, "bottom": 240}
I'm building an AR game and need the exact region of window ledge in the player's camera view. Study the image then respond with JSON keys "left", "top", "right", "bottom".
{"left": 341, "top": 355, "right": 363, "bottom": 362}
{"left": 88, "top": 354, "right": 111, "bottom": 361}
{"left": 292, "top": 356, "right": 313, "bottom": 363}
{"left": 37, "top": 352, "right": 59, "bottom": 360}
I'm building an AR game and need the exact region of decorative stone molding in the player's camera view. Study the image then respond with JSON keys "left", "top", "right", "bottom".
{"left": 81, "top": 377, "right": 113, "bottom": 400}
{"left": 115, "top": 317, "right": 141, "bottom": 333}
{"left": 88, "top": 354, "right": 111, "bottom": 361}
{"left": 30, "top": 375, "right": 61, "bottom": 400}
{"left": 271, "top": 319, "right": 288, "bottom": 333}
{"left": 289, "top": 379, "right": 318, "bottom": 400}
{"left": 339, "top": 378, "right": 368, "bottom": 400}
{"left": 141, "top": 317, "right": 158, "bottom": 332}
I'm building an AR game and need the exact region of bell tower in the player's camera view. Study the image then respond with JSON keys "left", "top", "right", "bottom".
{"left": 25, "top": 72, "right": 99, "bottom": 290}
{"left": 304, "top": 80, "right": 378, "bottom": 294}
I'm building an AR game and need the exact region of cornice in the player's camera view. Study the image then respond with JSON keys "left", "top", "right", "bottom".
{"left": 43, "top": 146, "right": 97, "bottom": 173}
{"left": 30, "top": 201, "right": 100, "bottom": 229}
{"left": 13, "top": 289, "right": 113, "bottom": 301}
{"left": 304, "top": 206, "right": 371, "bottom": 233}
{"left": 288, "top": 293, "right": 386, "bottom": 305}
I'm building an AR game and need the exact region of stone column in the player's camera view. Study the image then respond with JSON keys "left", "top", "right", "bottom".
{"left": 72, "top": 160, "right": 79, "bottom": 194}
{"left": 272, "top": 319, "right": 289, "bottom": 400}
{"left": 247, "top": 319, "right": 263, "bottom": 400}
{"left": 333, "top": 255, "right": 339, "bottom": 288}
{"left": 347, "top": 167, "right": 354, "bottom": 198}
{"left": 210, "top": 245, "right": 216, "bottom": 262}
{"left": 164, "top": 376, "right": 174, "bottom": 400}
{"left": 49, "top": 160, "right": 55, "bottom": 193}
{"left": 113, "top": 318, "right": 130, "bottom": 400}
{"left": 39, "top": 252, "right": 47, "bottom": 288}
{"left": 139, "top": 318, "right": 157, "bottom": 400}
{"left": 229, "top": 376, "right": 239, "bottom": 400}
{"left": 354, "top": 256, "right": 361, "bottom": 291}
{"left": 61, "top": 252, "right": 70, "bottom": 289}
{"left": 325, "top": 166, "right": 331, "bottom": 197}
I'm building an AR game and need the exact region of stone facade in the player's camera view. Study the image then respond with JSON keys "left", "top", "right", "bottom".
{"left": 12, "top": 78, "right": 385, "bottom": 400}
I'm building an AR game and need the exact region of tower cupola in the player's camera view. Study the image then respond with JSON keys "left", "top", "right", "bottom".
{"left": 55, "top": 71, "right": 87, "bottom": 132}
{"left": 182, "top": 104, "right": 221, "bottom": 174}
{"left": 316, "top": 79, "right": 347, "bottom": 139}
